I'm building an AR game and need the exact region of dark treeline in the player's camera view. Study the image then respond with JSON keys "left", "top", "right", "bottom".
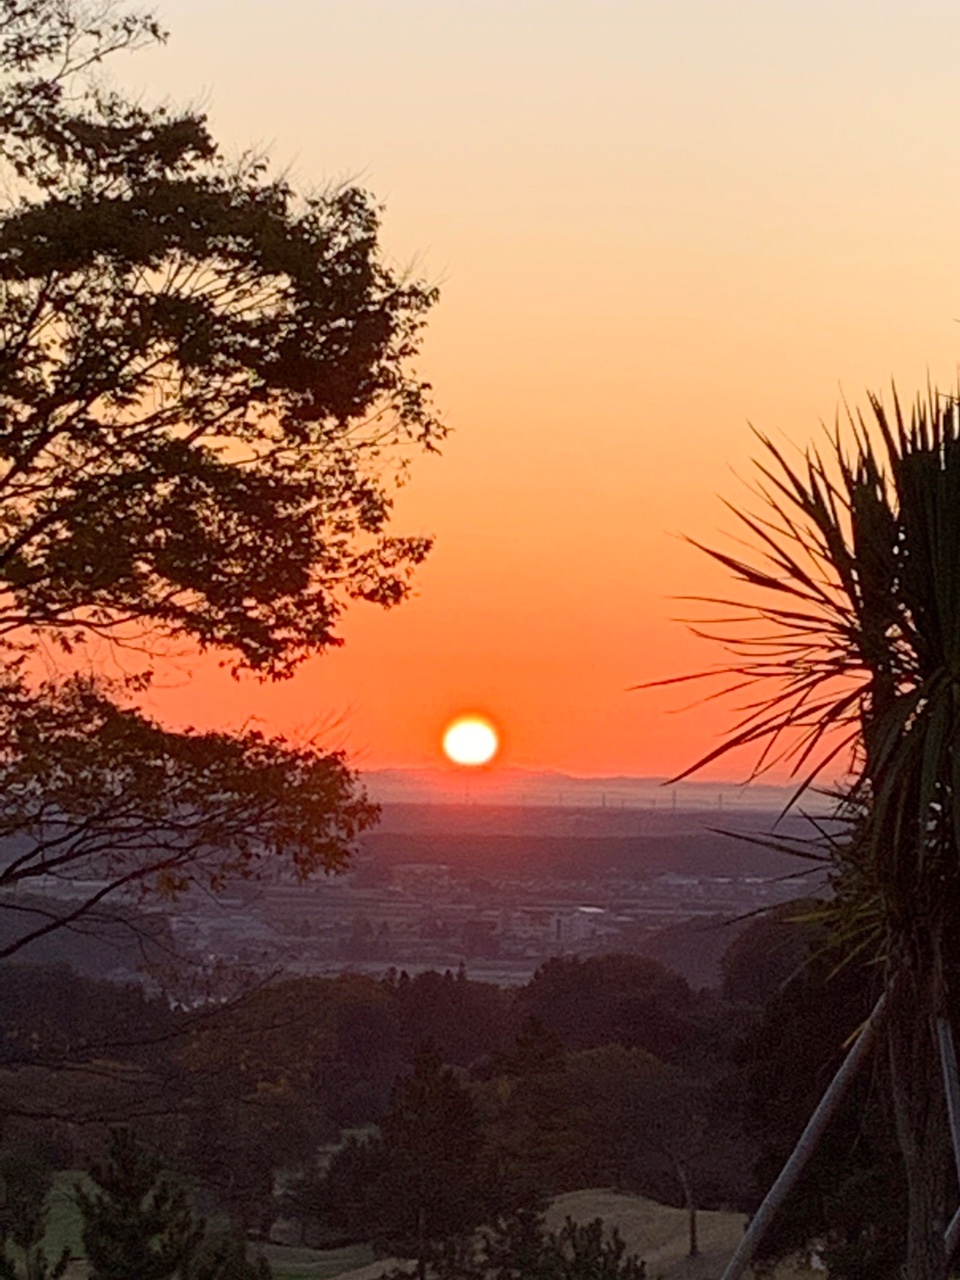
{"left": 0, "top": 911, "right": 906, "bottom": 1278}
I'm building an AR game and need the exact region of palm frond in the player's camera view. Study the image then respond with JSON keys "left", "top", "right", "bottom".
{"left": 651, "top": 385, "right": 960, "bottom": 963}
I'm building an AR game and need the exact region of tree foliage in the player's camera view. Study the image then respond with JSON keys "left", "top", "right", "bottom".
{"left": 378, "top": 1210, "right": 648, "bottom": 1280}
{"left": 77, "top": 1128, "right": 203, "bottom": 1280}
{"left": 480, "top": 1213, "right": 646, "bottom": 1280}
{"left": 371, "top": 1045, "right": 491, "bottom": 1264}
{"left": 481, "top": 1031, "right": 742, "bottom": 1249}
{"left": 0, "top": 0, "right": 441, "bottom": 677}
{"left": 0, "top": 955, "right": 761, "bottom": 1254}
{"left": 0, "top": 0, "right": 446, "bottom": 956}
{"left": 0, "top": 672, "right": 376, "bottom": 956}
{"left": 188, "top": 1232, "right": 272, "bottom": 1280}
{"left": 737, "top": 939, "right": 905, "bottom": 1280}
{"left": 308, "top": 1046, "right": 492, "bottom": 1274}
{"left": 518, "top": 955, "right": 697, "bottom": 1064}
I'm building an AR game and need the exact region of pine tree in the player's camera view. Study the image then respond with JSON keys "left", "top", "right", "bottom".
{"left": 378, "top": 1046, "right": 490, "bottom": 1280}
{"left": 77, "top": 1130, "right": 204, "bottom": 1280}
{"left": 420, "top": 1210, "right": 649, "bottom": 1280}
{"left": 534, "top": 1217, "right": 647, "bottom": 1280}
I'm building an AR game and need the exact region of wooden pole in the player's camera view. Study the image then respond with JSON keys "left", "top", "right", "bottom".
{"left": 936, "top": 1018, "right": 960, "bottom": 1182}
{"left": 945, "top": 1206, "right": 960, "bottom": 1261}
{"left": 719, "top": 989, "right": 889, "bottom": 1280}
{"left": 936, "top": 1017, "right": 960, "bottom": 1262}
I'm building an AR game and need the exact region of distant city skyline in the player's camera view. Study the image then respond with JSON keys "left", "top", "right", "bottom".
{"left": 362, "top": 765, "right": 836, "bottom": 813}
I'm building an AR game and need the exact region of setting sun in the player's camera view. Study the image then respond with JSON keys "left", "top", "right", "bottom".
{"left": 442, "top": 715, "right": 499, "bottom": 767}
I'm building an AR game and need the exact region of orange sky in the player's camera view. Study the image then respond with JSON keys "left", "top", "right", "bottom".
{"left": 115, "top": 1, "right": 960, "bottom": 779}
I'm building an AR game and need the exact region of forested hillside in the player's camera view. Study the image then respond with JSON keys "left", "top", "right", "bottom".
{"left": 0, "top": 911, "right": 900, "bottom": 1279}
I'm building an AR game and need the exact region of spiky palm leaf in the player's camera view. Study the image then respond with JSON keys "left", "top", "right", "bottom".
{"left": 652, "top": 388, "right": 960, "bottom": 1278}
{"left": 650, "top": 390, "right": 960, "bottom": 967}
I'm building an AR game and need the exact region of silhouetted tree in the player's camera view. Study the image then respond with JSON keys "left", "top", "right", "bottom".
{"left": 375, "top": 1210, "right": 647, "bottom": 1280}
{"left": 564, "top": 1046, "right": 719, "bottom": 1258}
{"left": 0, "top": 0, "right": 442, "bottom": 954}
{"left": 524, "top": 1217, "right": 646, "bottom": 1280}
{"left": 378, "top": 1046, "right": 491, "bottom": 1279}
{"left": 301, "top": 1134, "right": 385, "bottom": 1247}
{"left": 738, "top": 948, "right": 906, "bottom": 1280}
{"left": 0, "top": 0, "right": 440, "bottom": 678}
{"left": 423, "top": 1211, "right": 647, "bottom": 1280}
{"left": 0, "top": 674, "right": 376, "bottom": 959}
{"left": 482, "top": 1023, "right": 584, "bottom": 1204}
{"left": 492, "top": 1017, "right": 565, "bottom": 1079}
{"left": 519, "top": 955, "right": 697, "bottom": 1062}
{"left": 720, "top": 908, "right": 817, "bottom": 1009}
{"left": 77, "top": 1129, "right": 204, "bottom": 1280}
{"left": 309, "top": 1047, "right": 490, "bottom": 1275}
{"left": 0, "top": 963, "right": 173, "bottom": 1066}
{"left": 389, "top": 969, "right": 515, "bottom": 1068}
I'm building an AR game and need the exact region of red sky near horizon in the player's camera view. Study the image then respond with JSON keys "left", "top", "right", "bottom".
{"left": 116, "top": 1, "right": 960, "bottom": 782}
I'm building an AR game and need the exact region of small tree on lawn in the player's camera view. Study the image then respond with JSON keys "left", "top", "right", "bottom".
{"left": 77, "top": 1129, "right": 203, "bottom": 1280}
{"left": 473, "top": 1211, "right": 647, "bottom": 1280}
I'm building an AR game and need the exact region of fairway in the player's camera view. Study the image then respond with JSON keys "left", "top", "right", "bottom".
{"left": 320, "top": 1191, "right": 818, "bottom": 1280}
{"left": 35, "top": 1177, "right": 816, "bottom": 1280}
{"left": 260, "top": 1244, "right": 377, "bottom": 1280}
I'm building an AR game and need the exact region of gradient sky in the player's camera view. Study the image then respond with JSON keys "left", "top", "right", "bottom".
{"left": 114, "top": 1, "right": 960, "bottom": 779}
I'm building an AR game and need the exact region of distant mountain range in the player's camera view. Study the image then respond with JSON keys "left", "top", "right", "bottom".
{"left": 361, "top": 766, "right": 836, "bottom": 813}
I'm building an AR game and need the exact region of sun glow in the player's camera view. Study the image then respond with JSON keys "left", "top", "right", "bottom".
{"left": 442, "top": 715, "right": 499, "bottom": 766}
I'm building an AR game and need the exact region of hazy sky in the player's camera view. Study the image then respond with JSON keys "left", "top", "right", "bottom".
{"left": 120, "top": 2, "right": 960, "bottom": 778}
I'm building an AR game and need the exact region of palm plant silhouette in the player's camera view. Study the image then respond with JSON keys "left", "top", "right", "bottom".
{"left": 653, "top": 390, "right": 960, "bottom": 1279}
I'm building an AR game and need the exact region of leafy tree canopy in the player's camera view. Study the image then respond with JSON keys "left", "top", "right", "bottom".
{"left": 0, "top": 671, "right": 376, "bottom": 956}
{"left": 0, "top": 0, "right": 441, "bottom": 677}
{"left": 519, "top": 955, "right": 696, "bottom": 1063}
{"left": 0, "top": 0, "right": 445, "bottom": 955}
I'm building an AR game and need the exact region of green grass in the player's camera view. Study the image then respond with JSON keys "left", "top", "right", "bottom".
{"left": 44, "top": 1172, "right": 88, "bottom": 1264}
{"left": 44, "top": 1174, "right": 376, "bottom": 1280}
{"left": 259, "top": 1242, "right": 376, "bottom": 1280}
{"left": 37, "top": 1171, "right": 378, "bottom": 1280}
